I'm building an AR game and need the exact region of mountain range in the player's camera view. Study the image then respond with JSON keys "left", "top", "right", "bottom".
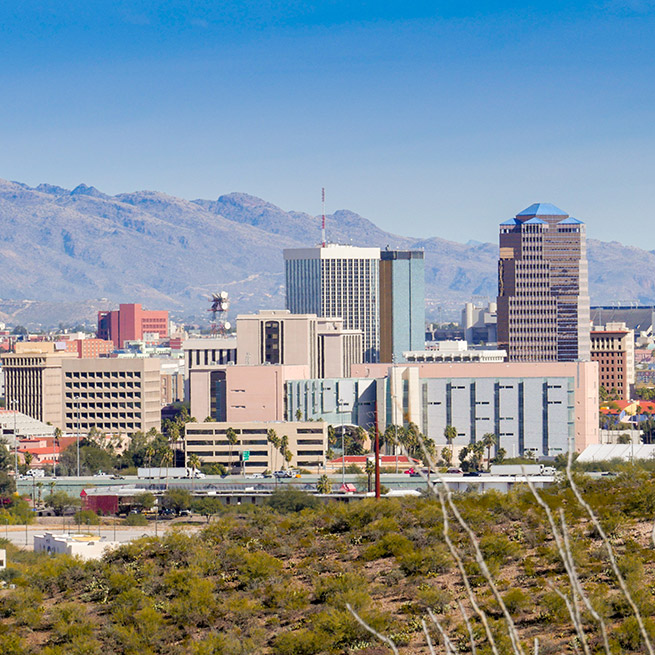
{"left": 0, "top": 177, "right": 652, "bottom": 328}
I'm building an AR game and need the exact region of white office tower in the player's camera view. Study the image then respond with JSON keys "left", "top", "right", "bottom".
{"left": 284, "top": 245, "right": 381, "bottom": 362}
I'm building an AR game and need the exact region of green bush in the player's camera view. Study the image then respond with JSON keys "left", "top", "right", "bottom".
{"left": 363, "top": 532, "right": 413, "bottom": 561}
{"left": 125, "top": 513, "right": 148, "bottom": 526}
{"left": 267, "top": 489, "right": 318, "bottom": 513}
{"left": 502, "top": 587, "right": 529, "bottom": 614}
{"left": 273, "top": 629, "right": 323, "bottom": 655}
{"left": 74, "top": 510, "right": 100, "bottom": 526}
{"left": 50, "top": 602, "right": 95, "bottom": 644}
{"left": 398, "top": 544, "right": 451, "bottom": 576}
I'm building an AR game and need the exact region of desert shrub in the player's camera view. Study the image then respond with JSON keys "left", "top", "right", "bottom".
{"left": 235, "top": 550, "right": 284, "bottom": 588}
{"left": 218, "top": 593, "right": 263, "bottom": 625}
{"left": 125, "top": 512, "right": 148, "bottom": 526}
{"left": 273, "top": 629, "right": 323, "bottom": 655}
{"left": 168, "top": 577, "right": 217, "bottom": 627}
{"left": 0, "top": 587, "right": 44, "bottom": 627}
{"left": 25, "top": 555, "right": 92, "bottom": 595}
{"left": 415, "top": 584, "right": 452, "bottom": 613}
{"left": 0, "top": 567, "right": 21, "bottom": 583}
{"left": 539, "top": 590, "right": 569, "bottom": 623}
{"left": 50, "top": 602, "right": 95, "bottom": 643}
{"left": 267, "top": 489, "right": 318, "bottom": 513}
{"left": 398, "top": 544, "right": 451, "bottom": 576}
{"left": 502, "top": 587, "right": 529, "bottom": 615}
{"left": 614, "top": 616, "right": 648, "bottom": 651}
{"left": 362, "top": 533, "right": 413, "bottom": 561}
{"left": 261, "top": 581, "right": 309, "bottom": 612}
{"left": 479, "top": 533, "right": 521, "bottom": 565}
{"left": 314, "top": 572, "right": 370, "bottom": 611}
{"left": 193, "top": 632, "right": 261, "bottom": 655}
{"left": 74, "top": 510, "right": 100, "bottom": 526}
{"left": 308, "top": 606, "right": 393, "bottom": 652}
{"left": 0, "top": 628, "right": 25, "bottom": 655}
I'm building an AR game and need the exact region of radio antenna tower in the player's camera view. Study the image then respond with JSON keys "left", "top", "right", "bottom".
{"left": 208, "top": 291, "right": 231, "bottom": 336}
{"left": 321, "top": 187, "right": 326, "bottom": 247}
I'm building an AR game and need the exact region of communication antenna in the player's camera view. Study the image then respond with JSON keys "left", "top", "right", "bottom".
{"left": 208, "top": 291, "right": 230, "bottom": 336}
{"left": 321, "top": 187, "right": 326, "bottom": 247}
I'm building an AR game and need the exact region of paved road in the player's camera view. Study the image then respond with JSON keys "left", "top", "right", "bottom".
{"left": 1, "top": 519, "right": 201, "bottom": 550}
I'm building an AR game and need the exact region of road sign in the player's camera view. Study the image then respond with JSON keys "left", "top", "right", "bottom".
{"left": 242, "top": 451, "right": 250, "bottom": 461}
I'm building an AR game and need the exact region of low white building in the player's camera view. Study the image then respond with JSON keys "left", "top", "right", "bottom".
{"left": 34, "top": 532, "right": 119, "bottom": 560}
{"left": 577, "top": 443, "right": 655, "bottom": 462}
{"left": 404, "top": 341, "right": 506, "bottom": 363}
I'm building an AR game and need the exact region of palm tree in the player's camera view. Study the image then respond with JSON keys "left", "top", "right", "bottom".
{"left": 226, "top": 428, "right": 239, "bottom": 474}
{"left": 188, "top": 453, "right": 201, "bottom": 492}
{"left": 53, "top": 426, "right": 62, "bottom": 476}
{"left": 365, "top": 459, "right": 375, "bottom": 493}
{"left": 36, "top": 481, "right": 43, "bottom": 507}
{"left": 145, "top": 445, "right": 155, "bottom": 470}
{"left": 279, "top": 435, "right": 289, "bottom": 470}
{"left": 441, "top": 446, "right": 453, "bottom": 467}
{"left": 316, "top": 474, "right": 332, "bottom": 494}
{"left": 444, "top": 425, "right": 457, "bottom": 447}
{"left": 295, "top": 408, "right": 303, "bottom": 421}
{"left": 284, "top": 448, "right": 293, "bottom": 471}
{"left": 161, "top": 448, "right": 174, "bottom": 489}
{"left": 470, "top": 441, "right": 485, "bottom": 472}
{"left": 383, "top": 424, "right": 401, "bottom": 473}
{"left": 267, "top": 429, "right": 279, "bottom": 472}
{"left": 482, "top": 433, "right": 498, "bottom": 471}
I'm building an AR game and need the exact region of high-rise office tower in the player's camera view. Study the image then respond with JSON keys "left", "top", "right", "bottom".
{"left": 379, "top": 250, "right": 425, "bottom": 362}
{"left": 284, "top": 245, "right": 381, "bottom": 362}
{"left": 497, "top": 203, "right": 590, "bottom": 362}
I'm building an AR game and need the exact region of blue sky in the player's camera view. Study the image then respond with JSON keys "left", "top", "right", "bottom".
{"left": 1, "top": 1, "right": 654, "bottom": 246}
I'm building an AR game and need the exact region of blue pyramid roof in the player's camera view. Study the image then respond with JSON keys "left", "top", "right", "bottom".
{"left": 516, "top": 203, "right": 568, "bottom": 217}
{"left": 523, "top": 217, "right": 547, "bottom": 225}
{"left": 558, "top": 216, "right": 584, "bottom": 224}
{"left": 500, "top": 217, "right": 521, "bottom": 226}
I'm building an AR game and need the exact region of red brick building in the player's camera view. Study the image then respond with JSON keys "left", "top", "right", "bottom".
{"left": 62, "top": 338, "right": 114, "bottom": 358}
{"left": 97, "top": 303, "right": 169, "bottom": 349}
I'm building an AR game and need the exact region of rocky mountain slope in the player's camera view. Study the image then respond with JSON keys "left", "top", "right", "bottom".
{"left": 0, "top": 178, "right": 650, "bottom": 327}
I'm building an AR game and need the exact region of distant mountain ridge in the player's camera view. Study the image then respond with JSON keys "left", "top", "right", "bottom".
{"left": 0, "top": 177, "right": 651, "bottom": 327}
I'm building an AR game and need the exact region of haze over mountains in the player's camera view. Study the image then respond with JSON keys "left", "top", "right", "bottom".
{"left": 0, "top": 177, "right": 652, "bottom": 328}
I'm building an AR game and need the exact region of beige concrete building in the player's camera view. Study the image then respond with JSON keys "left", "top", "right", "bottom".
{"left": 189, "top": 364, "right": 309, "bottom": 423}
{"left": 2, "top": 345, "right": 75, "bottom": 426}
{"left": 591, "top": 322, "right": 635, "bottom": 401}
{"left": 2, "top": 345, "right": 161, "bottom": 434}
{"left": 184, "top": 420, "right": 328, "bottom": 473}
{"left": 236, "top": 310, "right": 361, "bottom": 378}
{"left": 62, "top": 358, "right": 161, "bottom": 435}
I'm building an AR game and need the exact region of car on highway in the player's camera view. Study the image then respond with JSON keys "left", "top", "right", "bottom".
{"left": 403, "top": 468, "right": 421, "bottom": 477}
{"left": 446, "top": 468, "right": 463, "bottom": 474}
{"left": 273, "top": 470, "right": 294, "bottom": 478}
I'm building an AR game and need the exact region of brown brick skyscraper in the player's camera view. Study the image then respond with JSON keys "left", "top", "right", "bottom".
{"left": 497, "top": 203, "right": 590, "bottom": 362}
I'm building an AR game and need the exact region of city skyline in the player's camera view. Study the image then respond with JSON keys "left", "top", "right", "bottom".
{"left": 2, "top": 2, "right": 655, "bottom": 247}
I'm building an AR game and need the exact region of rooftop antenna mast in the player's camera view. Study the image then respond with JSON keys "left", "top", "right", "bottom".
{"left": 321, "top": 187, "right": 326, "bottom": 247}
